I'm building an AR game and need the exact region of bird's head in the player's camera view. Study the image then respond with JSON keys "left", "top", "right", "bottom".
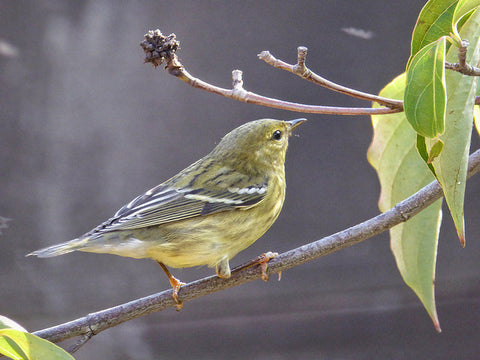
{"left": 211, "top": 118, "right": 306, "bottom": 174}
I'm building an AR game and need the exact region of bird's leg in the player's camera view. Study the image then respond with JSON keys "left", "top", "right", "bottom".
{"left": 157, "top": 261, "right": 185, "bottom": 310}
{"left": 216, "top": 257, "right": 231, "bottom": 278}
{"left": 231, "top": 251, "right": 279, "bottom": 281}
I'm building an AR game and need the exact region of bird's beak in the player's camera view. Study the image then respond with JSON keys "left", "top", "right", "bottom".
{"left": 287, "top": 118, "right": 307, "bottom": 133}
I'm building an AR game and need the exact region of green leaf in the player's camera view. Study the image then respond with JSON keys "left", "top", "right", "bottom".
{"left": 0, "top": 331, "right": 29, "bottom": 360}
{"left": 428, "top": 139, "right": 445, "bottom": 163}
{"left": 427, "top": 7, "right": 480, "bottom": 245}
{"left": 452, "top": 0, "right": 480, "bottom": 39}
{"left": 0, "top": 316, "right": 27, "bottom": 332}
{"left": 0, "top": 315, "right": 75, "bottom": 360}
{"left": 0, "top": 316, "right": 29, "bottom": 359}
{"left": 0, "top": 329, "right": 75, "bottom": 360}
{"left": 416, "top": 135, "right": 437, "bottom": 174}
{"left": 368, "top": 73, "right": 441, "bottom": 331}
{"left": 416, "top": 134, "right": 429, "bottom": 163}
{"left": 0, "top": 330, "right": 75, "bottom": 360}
{"left": 405, "top": 37, "right": 447, "bottom": 138}
{"left": 408, "top": 0, "right": 458, "bottom": 67}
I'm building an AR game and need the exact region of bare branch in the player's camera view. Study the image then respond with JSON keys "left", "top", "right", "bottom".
{"left": 66, "top": 333, "right": 93, "bottom": 354}
{"left": 445, "top": 40, "right": 480, "bottom": 76}
{"left": 258, "top": 47, "right": 404, "bottom": 110}
{"left": 33, "top": 149, "right": 480, "bottom": 346}
{"left": 140, "top": 30, "right": 401, "bottom": 116}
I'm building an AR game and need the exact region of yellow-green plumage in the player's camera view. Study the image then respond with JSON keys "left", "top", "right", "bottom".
{"left": 28, "top": 118, "right": 305, "bottom": 279}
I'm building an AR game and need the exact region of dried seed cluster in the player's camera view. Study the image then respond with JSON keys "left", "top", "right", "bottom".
{"left": 140, "top": 30, "right": 179, "bottom": 67}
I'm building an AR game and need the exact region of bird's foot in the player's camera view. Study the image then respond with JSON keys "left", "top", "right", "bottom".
{"left": 232, "top": 251, "right": 279, "bottom": 281}
{"left": 157, "top": 261, "right": 186, "bottom": 310}
{"left": 168, "top": 275, "right": 186, "bottom": 311}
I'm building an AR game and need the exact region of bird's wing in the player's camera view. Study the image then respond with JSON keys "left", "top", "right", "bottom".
{"left": 87, "top": 179, "right": 268, "bottom": 234}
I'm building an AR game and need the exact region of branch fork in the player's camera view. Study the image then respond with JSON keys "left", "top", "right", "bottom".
{"left": 445, "top": 40, "right": 480, "bottom": 76}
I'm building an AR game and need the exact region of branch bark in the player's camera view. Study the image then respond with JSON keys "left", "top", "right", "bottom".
{"left": 33, "top": 149, "right": 480, "bottom": 346}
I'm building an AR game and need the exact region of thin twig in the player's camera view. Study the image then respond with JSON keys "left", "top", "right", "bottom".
{"left": 33, "top": 149, "right": 480, "bottom": 345}
{"left": 66, "top": 332, "right": 93, "bottom": 354}
{"left": 445, "top": 40, "right": 480, "bottom": 76}
{"left": 140, "top": 30, "right": 401, "bottom": 116}
{"left": 258, "top": 47, "right": 404, "bottom": 110}
{"left": 168, "top": 53, "right": 398, "bottom": 115}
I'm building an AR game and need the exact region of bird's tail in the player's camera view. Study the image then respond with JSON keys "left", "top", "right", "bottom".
{"left": 26, "top": 237, "right": 90, "bottom": 258}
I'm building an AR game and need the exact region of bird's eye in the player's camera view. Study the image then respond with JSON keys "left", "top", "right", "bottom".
{"left": 272, "top": 130, "right": 282, "bottom": 140}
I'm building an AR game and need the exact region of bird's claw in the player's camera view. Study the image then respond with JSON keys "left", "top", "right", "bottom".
{"left": 157, "top": 261, "right": 185, "bottom": 311}
{"left": 257, "top": 251, "right": 278, "bottom": 281}
{"left": 232, "top": 251, "right": 279, "bottom": 281}
{"left": 169, "top": 276, "right": 186, "bottom": 311}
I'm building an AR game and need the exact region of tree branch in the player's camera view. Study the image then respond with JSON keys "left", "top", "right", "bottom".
{"left": 66, "top": 333, "right": 93, "bottom": 354}
{"left": 140, "top": 30, "right": 401, "bottom": 115}
{"left": 258, "top": 47, "right": 404, "bottom": 110}
{"left": 445, "top": 40, "right": 480, "bottom": 76}
{"left": 32, "top": 148, "right": 480, "bottom": 346}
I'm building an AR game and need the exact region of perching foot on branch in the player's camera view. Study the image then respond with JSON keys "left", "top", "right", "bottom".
{"left": 232, "top": 251, "right": 280, "bottom": 281}
{"left": 157, "top": 261, "right": 186, "bottom": 310}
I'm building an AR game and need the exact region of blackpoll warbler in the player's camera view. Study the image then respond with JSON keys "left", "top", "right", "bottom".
{"left": 28, "top": 118, "right": 306, "bottom": 307}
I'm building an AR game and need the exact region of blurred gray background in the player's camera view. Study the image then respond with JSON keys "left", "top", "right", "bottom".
{"left": 2, "top": 1, "right": 480, "bottom": 359}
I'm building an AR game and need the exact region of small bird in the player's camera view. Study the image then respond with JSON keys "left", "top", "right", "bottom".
{"left": 28, "top": 118, "right": 306, "bottom": 308}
